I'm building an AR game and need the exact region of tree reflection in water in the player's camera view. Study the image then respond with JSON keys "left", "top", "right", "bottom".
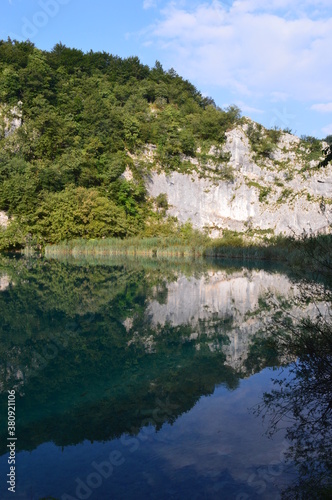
{"left": 257, "top": 241, "right": 332, "bottom": 499}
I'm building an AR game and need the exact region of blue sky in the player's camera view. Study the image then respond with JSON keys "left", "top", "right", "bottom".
{"left": 1, "top": 0, "right": 332, "bottom": 138}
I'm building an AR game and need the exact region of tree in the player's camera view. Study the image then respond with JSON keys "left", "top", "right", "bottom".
{"left": 0, "top": 67, "right": 20, "bottom": 103}
{"left": 32, "top": 187, "right": 128, "bottom": 243}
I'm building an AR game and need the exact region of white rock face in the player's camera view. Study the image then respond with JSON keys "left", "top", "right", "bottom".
{"left": 0, "top": 212, "right": 9, "bottom": 228}
{"left": 0, "top": 103, "right": 22, "bottom": 138}
{"left": 224, "top": 127, "right": 261, "bottom": 176}
{"left": 0, "top": 274, "right": 10, "bottom": 291}
{"left": 145, "top": 125, "right": 332, "bottom": 237}
{"left": 147, "top": 171, "right": 255, "bottom": 235}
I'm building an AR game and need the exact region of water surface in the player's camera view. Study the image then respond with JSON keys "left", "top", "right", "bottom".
{"left": 0, "top": 256, "right": 318, "bottom": 499}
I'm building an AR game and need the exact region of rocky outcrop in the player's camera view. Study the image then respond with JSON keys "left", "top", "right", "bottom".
{"left": 0, "top": 103, "right": 22, "bottom": 138}
{"left": 0, "top": 211, "right": 9, "bottom": 228}
{"left": 145, "top": 124, "right": 332, "bottom": 237}
{"left": 0, "top": 274, "right": 10, "bottom": 291}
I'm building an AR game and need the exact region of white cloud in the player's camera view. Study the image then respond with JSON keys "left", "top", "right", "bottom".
{"left": 142, "top": 1, "right": 332, "bottom": 103}
{"left": 143, "top": 0, "right": 158, "bottom": 9}
{"left": 231, "top": 0, "right": 332, "bottom": 16}
{"left": 322, "top": 123, "right": 332, "bottom": 135}
{"left": 311, "top": 103, "right": 332, "bottom": 113}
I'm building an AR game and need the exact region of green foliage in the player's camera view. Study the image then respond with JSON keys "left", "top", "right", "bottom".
{"left": 258, "top": 186, "right": 272, "bottom": 202}
{"left": 212, "top": 229, "right": 246, "bottom": 248}
{"left": 247, "top": 122, "right": 263, "bottom": 150}
{"left": 246, "top": 181, "right": 271, "bottom": 202}
{"left": 0, "top": 38, "right": 242, "bottom": 249}
{"left": 300, "top": 134, "right": 323, "bottom": 162}
{"left": 0, "top": 166, "right": 40, "bottom": 214}
{"left": 32, "top": 187, "right": 129, "bottom": 243}
{"left": 155, "top": 193, "right": 168, "bottom": 210}
{"left": 247, "top": 123, "right": 279, "bottom": 158}
{"left": 0, "top": 219, "right": 27, "bottom": 251}
{"left": 100, "top": 151, "right": 130, "bottom": 183}
{"left": 266, "top": 126, "right": 282, "bottom": 144}
{"left": 0, "top": 67, "right": 20, "bottom": 103}
{"left": 301, "top": 134, "right": 321, "bottom": 148}
{"left": 0, "top": 38, "right": 34, "bottom": 68}
{"left": 218, "top": 163, "right": 235, "bottom": 182}
{"left": 277, "top": 187, "right": 293, "bottom": 203}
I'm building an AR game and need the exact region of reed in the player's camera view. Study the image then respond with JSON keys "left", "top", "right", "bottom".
{"left": 45, "top": 236, "right": 206, "bottom": 258}
{"left": 44, "top": 232, "right": 332, "bottom": 270}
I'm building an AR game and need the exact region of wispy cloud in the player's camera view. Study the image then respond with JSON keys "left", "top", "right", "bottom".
{"left": 143, "top": 0, "right": 158, "bottom": 9}
{"left": 142, "top": 1, "right": 332, "bottom": 103}
{"left": 311, "top": 103, "right": 332, "bottom": 113}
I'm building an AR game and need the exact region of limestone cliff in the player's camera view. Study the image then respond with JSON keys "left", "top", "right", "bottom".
{"left": 143, "top": 123, "right": 332, "bottom": 237}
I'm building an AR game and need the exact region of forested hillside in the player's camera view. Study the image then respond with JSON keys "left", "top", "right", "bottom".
{"left": 0, "top": 39, "right": 242, "bottom": 249}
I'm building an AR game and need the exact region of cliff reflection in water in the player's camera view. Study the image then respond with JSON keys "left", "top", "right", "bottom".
{"left": 144, "top": 269, "right": 294, "bottom": 371}
{"left": 0, "top": 257, "right": 295, "bottom": 457}
{"left": 256, "top": 273, "right": 332, "bottom": 499}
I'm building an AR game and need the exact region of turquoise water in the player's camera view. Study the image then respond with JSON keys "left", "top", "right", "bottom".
{"left": 0, "top": 256, "right": 322, "bottom": 499}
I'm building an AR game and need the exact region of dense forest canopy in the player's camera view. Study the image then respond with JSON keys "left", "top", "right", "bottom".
{"left": 0, "top": 39, "right": 243, "bottom": 249}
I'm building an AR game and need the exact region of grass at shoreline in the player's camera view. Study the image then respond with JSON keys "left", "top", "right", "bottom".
{"left": 44, "top": 236, "right": 206, "bottom": 258}
{"left": 42, "top": 232, "right": 332, "bottom": 279}
{"left": 43, "top": 232, "right": 292, "bottom": 261}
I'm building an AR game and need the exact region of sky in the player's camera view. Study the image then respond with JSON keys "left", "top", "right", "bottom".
{"left": 1, "top": 0, "right": 332, "bottom": 138}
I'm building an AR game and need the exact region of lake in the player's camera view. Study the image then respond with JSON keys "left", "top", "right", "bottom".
{"left": 0, "top": 255, "right": 330, "bottom": 499}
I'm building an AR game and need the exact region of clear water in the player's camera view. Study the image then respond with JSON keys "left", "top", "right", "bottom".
{"left": 0, "top": 257, "right": 307, "bottom": 499}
